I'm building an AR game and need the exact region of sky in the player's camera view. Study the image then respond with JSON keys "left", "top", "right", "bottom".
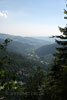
{"left": 0, "top": 0, "right": 66, "bottom": 37}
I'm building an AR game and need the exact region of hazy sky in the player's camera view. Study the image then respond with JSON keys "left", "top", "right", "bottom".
{"left": 0, "top": 0, "right": 66, "bottom": 36}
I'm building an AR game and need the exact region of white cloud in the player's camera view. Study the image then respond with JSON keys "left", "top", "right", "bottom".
{"left": 0, "top": 11, "right": 8, "bottom": 19}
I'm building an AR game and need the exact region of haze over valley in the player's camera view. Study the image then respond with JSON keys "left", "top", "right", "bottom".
{"left": 0, "top": 0, "right": 67, "bottom": 100}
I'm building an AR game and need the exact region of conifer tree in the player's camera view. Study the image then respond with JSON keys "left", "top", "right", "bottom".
{"left": 49, "top": 6, "right": 67, "bottom": 100}
{"left": 51, "top": 6, "right": 67, "bottom": 76}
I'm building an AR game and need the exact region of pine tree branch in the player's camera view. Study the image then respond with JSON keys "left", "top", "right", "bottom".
{"left": 55, "top": 40, "right": 67, "bottom": 45}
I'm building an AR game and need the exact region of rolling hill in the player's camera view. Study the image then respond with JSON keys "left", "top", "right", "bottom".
{"left": 0, "top": 33, "right": 56, "bottom": 70}
{"left": 35, "top": 43, "right": 58, "bottom": 56}
{"left": 0, "top": 33, "right": 55, "bottom": 55}
{"left": 0, "top": 33, "right": 53, "bottom": 49}
{"left": 35, "top": 43, "right": 59, "bottom": 65}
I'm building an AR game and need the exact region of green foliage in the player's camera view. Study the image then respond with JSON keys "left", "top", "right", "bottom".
{"left": 24, "top": 67, "right": 45, "bottom": 100}
{"left": 0, "top": 39, "right": 44, "bottom": 100}
{"left": 0, "top": 4, "right": 67, "bottom": 100}
{"left": 0, "top": 39, "right": 24, "bottom": 100}
{"left": 48, "top": 6, "right": 67, "bottom": 100}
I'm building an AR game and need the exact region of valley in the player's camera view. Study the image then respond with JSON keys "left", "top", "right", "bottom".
{"left": 0, "top": 33, "right": 56, "bottom": 72}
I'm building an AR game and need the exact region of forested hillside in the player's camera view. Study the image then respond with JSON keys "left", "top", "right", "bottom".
{"left": 35, "top": 43, "right": 57, "bottom": 56}
{"left": 0, "top": 34, "right": 55, "bottom": 70}
{"left": 0, "top": 4, "right": 67, "bottom": 100}
{"left": 0, "top": 33, "right": 53, "bottom": 48}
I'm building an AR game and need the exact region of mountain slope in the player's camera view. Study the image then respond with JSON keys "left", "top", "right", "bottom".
{"left": 0, "top": 38, "right": 34, "bottom": 55}
{"left": 0, "top": 33, "right": 56, "bottom": 70}
{"left": 35, "top": 43, "right": 59, "bottom": 65}
{"left": 35, "top": 43, "right": 58, "bottom": 56}
{"left": 0, "top": 33, "right": 53, "bottom": 49}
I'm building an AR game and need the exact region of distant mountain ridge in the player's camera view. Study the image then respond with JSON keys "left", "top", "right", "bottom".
{"left": 0, "top": 33, "right": 54, "bottom": 45}
{"left": 0, "top": 33, "right": 54, "bottom": 55}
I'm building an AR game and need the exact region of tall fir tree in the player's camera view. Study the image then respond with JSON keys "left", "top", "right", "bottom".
{"left": 49, "top": 6, "right": 67, "bottom": 100}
